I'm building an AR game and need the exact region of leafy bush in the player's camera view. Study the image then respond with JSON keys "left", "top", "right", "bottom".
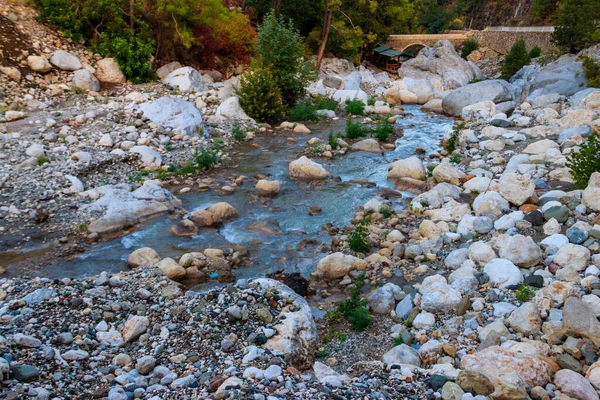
{"left": 461, "top": 39, "right": 479, "bottom": 59}
{"left": 185, "top": 0, "right": 256, "bottom": 68}
{"left": 256, "top": 11, "right": 316, "bottom": 106}
{"left": 314, "top": 97, "right": 338, "bottom": 111}
{"left": 316, "top": 348, "right": 330, "bottom": 358}
{"left": 446, "top": 123, "right": 464, "bottom": 154}
{"left": 193, "top": 146, "right": 219, "bottom": 170}
{"left": 287, "top": 101, "right": 322, "bottom": 122}
{"left": 566, "top": 132, "right": 600, "bottom": 189}
{"left": 166, "top": 143, "right": 220, "bottom": 176}
{"left": 379, "top": 205, "right": 394, "bottom": 218}
{"left": 335, "top": 273, "right": 371, "bottom": 331}
{"left": 345, "top": 100, "right": 365, "bottom": 116}
{"left": 514, "top": 285, "right": 536, "bottom": 302}
{"left": 36, "top": 0, "right": 154, "bottom": 82}
{"left": 236, "top": 69, "right": 285, "bottom": 122}
{"left": 231, "top": 122, "right": 245, "bottom": 142}
{"left": 372, "top": 121, "right": 395, "bottom": 142}
{"left": 97, "top": 32, "right": 155, "bottom": 83}
{"left": 36, "top": 156, "right": 50, "bottom": 166}
{"left": 552, "top": 0, "right": 600, "bottom": 52}
{"left": 582, "top": 56, "right": 600, "bottom": 88}
{"left": 502, "top": 39, "right": 531, "bottom": 80}
{"left": 529, "top": 46, "right": 542, "bottom": 58}
{"left": 450, "top": 153, "right": 462, "bottom": 164}
{"left": 328, "top": 131, "right": 342, "bottom": 149}
{"left": 35, "top": 0, "right": 255, "bottom": 82}
{"left": 348, "top": 218, "right": 370, "bottom": 253}
{"left": 345, "top": 119, "right": 369, "bottom": 140}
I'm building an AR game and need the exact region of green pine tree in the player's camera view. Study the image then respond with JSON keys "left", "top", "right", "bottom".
{"left": 501, "top": 39, "right": 531, "bottom": 80}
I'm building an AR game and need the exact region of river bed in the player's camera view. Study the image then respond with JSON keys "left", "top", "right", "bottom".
{"left": 22, "top": 106, "right": 453, "bottom": 281}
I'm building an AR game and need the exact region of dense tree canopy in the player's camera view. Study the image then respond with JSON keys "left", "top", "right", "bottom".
{"left": 35, "top": 0, "right": 600, "bottom": 82}
{"left": 36, "top": 0, "right": 255, "bottom": 81}
{"left": 552, "top": 0, "right": 600, "bottom": 53}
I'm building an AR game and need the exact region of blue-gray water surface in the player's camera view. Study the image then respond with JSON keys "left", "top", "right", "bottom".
{"left": 42, "top": 106, "right": 453, "bottom": 281}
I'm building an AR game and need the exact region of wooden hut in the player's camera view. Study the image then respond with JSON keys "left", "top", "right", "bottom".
{"left": 371, "top": 44, "right": 413, "bottom": 73}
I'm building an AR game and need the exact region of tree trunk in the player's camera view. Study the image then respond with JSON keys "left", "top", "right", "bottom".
{"left": 316, "top": 1, "right": 332, "bottom": 71}
{"left": 130, "top": 0, "right": 135, "bottom": 30}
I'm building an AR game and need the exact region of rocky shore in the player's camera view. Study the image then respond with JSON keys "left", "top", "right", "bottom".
{"left": 3, "top": 2, "right": 600, "bottom": 400}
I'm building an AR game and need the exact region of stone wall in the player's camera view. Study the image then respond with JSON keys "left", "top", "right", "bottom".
{"left": 469, "top": 30, "right": 558, "bottom": 56}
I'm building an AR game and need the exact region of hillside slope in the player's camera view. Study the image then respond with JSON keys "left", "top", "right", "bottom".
{"left": 463, "top": 0, "right": 551, "bottom": 29}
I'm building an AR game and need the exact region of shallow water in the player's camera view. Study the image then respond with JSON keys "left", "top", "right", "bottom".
{"left": 38, "top": 106, "right": 453, "bottom": 280}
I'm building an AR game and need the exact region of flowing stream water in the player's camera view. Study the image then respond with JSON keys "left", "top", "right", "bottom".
{"left": 35, "top": 106, "right": 453, "bottom": 281}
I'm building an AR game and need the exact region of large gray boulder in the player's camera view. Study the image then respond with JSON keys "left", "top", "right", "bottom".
{"left": 156, "top": 61, "right": 182, "bottom": 80}
{"left": 521, "top": 54, "right": 587, "bottom": 101}
{"left": 27, "top": 56, "right": 52, "bottom": 73}
{"left": 215, "top": 96, "right": 250, "bottom": 120}
{"left": 250, "top": 278, "right": 318, "bottom": 370}
{"left": 72, "top": 69, "right": 101, "bottom": 92}
{"left": 139, "top": 97, "right": 204, "bottom": 136}
{"left": 400, "top": 40, "right": 480, "bottom": 91}
{"left": 50, "top": 50, "right": 81, "bottom": 71}
{"left": 442, "top": 80, "right": 514, "bottom": 116}
{"left": 163, "top": 66, "right": 207, "bottom": 92}
{"left": 84, "top": 184, "right": 182, "bottom": 235}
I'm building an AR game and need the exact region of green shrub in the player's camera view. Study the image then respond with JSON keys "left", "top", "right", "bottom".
{"left": 287, "top": 101, "right": 322, "bottom": 122}
{"left": 314, "top": 97, "right": 338, "bottom": 111}
{"left": 426, "top": 164, "right": 435, "bottom": 178}
{"left": 368, "top": 97, "right": 376, "bottom": 106}
{"left": 335, "top": 273, "right": 372, "bottom": 331}
{"left": 345, "top": 100, "right": 365, "bottom": 116}
{"left": 379, "top": 205, "right": 394, "bottom": 218}
{"left": 582, "top": 56, "right": 600, "bottom": 88}
{"left": 256, "top": 11, "right": 316, "bottom": 106}
{"left": 461, "top": 39, "right": 479, "bottom": 59}
{"left": 36, "top": 156, "right": 50, "bottom": 166}
{"left": 236, "top": 69, "right": 285, "bottom": 123}
{"left": 446, "top": 123, "right": 464, "bottom": 154}
{"left": 450, "top": 153, "right": 462, "bottom": 164}
{"left": 348, "top": 218, "right": 370, "bottom": 253}
{"left": 514, "top": 285, "right": 536, "bottom": 302}
{"left": 128, "top": 170, "right": 151, "bottom": 182}
{"left": 97, "top": 32, "right": 155, "bottom": 83}
{"left": 328, "top": 131, "right": 342, "bottom": 149}
{"left": 193, "top": 146, "right": 219, "bottom": 170}
{"left": 529, "top": 46, "right": 542, "bottom": 58}
{"left": 316, "top": 348, "right": 330, "bottom": 358}
{"left": 502, "top": 39, "right": 531, "bottom": 80}
{"left": 232, "top": 122, "right": 245, "bottom": 142}
{"left": 392, "top": 336, "right": 404, "bottom": 346}
{"left": 372, "top": 121, "right": 395, "bottom": 142}
{"left": 166, "top": 144, "right": 220, "bottom": 176}
{"left": 345, "top": 119, "right": 369, "bottom": 140}
{"left": 36, "top": 0, "right": 154, "bottom": 82}
{"left": 567, "top": 132, "right": 600, "bottom": 189}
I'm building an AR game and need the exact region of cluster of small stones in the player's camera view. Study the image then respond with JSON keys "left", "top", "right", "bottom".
{"left": 308, "top": 84, "right": 600, "bottom": 400}
{"left": 0, "top": 267, "right": 438, "bottom": 399}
